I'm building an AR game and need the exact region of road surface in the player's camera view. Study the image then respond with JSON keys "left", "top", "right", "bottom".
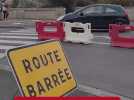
{"left": 0, "top": 20, "right": 134, "bottom": 100}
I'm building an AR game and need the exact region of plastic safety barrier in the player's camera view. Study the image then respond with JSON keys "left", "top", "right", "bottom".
{"left": 36, "top": 21, "right": 65, "bottom": 41}
{"left": 109, "top": 24, "right": 134, "bottom": 48}
{"left": 15, "top": 97, "right": 120, "bottom": 100}
{"left": 64, "top": 22, "right": 93, "bottom": 44}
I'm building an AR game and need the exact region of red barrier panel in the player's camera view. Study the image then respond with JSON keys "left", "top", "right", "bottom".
{"left": 109, "top": 24, "right": 134, "bottom": 48}
{"left": 15, "top": 97, "right": 120, "bottom": 100}
{"left": 36, "top": 21, "right": 65, "bottom": 41}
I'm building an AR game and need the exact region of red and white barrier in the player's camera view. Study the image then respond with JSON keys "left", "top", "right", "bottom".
{"left": 109, "top": 24, "right": 134, "bottom": 48}
{"left": 64, "top": 22, "right": 93, "bottom": 44}
{"left": 36, "top": 21, "right": 65, "bottom": 41}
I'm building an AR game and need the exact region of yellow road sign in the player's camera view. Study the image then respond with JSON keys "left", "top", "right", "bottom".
{"left": 7, "top": 40, "right": 77, "bottom": 96}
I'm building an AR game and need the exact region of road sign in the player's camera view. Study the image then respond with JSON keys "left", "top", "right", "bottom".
{"left": 7, "top": 40, "right": 77, "bottom": 96}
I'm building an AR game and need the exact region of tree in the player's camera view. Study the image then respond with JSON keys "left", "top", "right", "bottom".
{"left": 11, "top": 0, "right": 134, "bottom": 8}
{"left": 48, "top": 0, "right": 77, "bottom": 13}
{"left": 48, "top": 0, "right": 77, "bottom": 7}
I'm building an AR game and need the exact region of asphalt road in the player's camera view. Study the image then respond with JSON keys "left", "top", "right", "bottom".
{"left": 62, "top": 42, "right": 134, "bottom": 99}
{"left": 0, "top": 20, "right": 134, "bottom": 99}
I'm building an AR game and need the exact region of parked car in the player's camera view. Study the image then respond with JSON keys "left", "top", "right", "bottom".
{"left": 58, "top": 4, "right": 130, "bottom": 31}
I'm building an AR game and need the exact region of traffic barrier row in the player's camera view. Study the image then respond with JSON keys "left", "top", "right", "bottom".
{"left": 109, "top": 24, "right": 134, "bottom": 48}
{"left": 36, "top": 21, "right": 134, "bottom": 48}
{"left": 36, "top": 21, "right": 93, "bottom": 44}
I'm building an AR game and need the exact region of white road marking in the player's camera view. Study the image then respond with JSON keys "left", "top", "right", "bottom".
{"left": 0, "top": 28, "right": 39, "bottom": 71}
{"left": 0, "top": 28, "right": 38, "bottom": 50}
{"left": 94, "top": 36, "right": 110, "bottom": 39}
{"left": 0, "top": 35, "right": 38, "bottom": 39}
{"left": 0, "top": 45, "right": 16, "bottom": 49}
{"left": 91, "top": 41, "right": 110, "bottom": 45}
{"left": 0, "top": 33, "right": 37, "bottom": 36}
{"left": 79, "top": 84, "right": 132, "bottom": 100}
{"left": 32, "top": 19, "right": 42, "bottom": 22}
{"left": 0, "top": 40, "right": 36, "bottom": 44}
{"left": 10, "top": 30, "right": 22, "bottom": 32}
{"left": 13, "top": 22, "right": 22, "bottom": 25}
{"left": 10, "top": 29, "right": 35, "bottom": 33}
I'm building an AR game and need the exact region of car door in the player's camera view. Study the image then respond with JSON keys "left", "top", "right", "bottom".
{"left": 103, "top": 6, "right": 122, "bottom": 29}
{"left": 71, "top": 5, "right": 105, "bottom": 29}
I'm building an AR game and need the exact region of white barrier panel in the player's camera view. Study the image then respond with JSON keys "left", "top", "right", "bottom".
{"left": 64, "top": 22, "right": 93, "bottom": 44}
